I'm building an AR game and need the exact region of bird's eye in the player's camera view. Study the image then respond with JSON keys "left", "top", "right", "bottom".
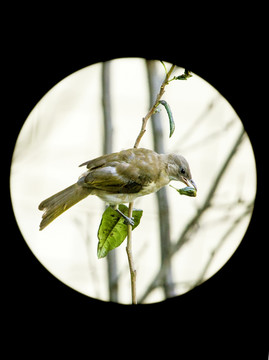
{"left": 180, "top": 168, "right": 186, "bottom": 175}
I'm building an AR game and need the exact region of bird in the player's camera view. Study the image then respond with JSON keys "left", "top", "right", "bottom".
{"left": 38, "top": 148, "right": 197, "bottom": 230}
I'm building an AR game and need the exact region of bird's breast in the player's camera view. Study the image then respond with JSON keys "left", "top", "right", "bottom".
{"left": 139, "top": 181, "right": 163, "bottom": 195}
{"left": 93, "top": 191, "right": 140, "bottom": 205}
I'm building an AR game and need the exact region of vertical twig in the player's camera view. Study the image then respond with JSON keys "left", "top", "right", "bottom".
{"left": 133, "top": 64, "right": 176, "bottom": 148}
{"left": 126, "top": 202, "right": 137, "bottom": 304}
{"left": 126, "top": 62, "right": 176, "bottom": 304}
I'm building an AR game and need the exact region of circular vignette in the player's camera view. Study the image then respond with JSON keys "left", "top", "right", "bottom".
{"left": 10, "top": 58, "right": 257, "bottom": 304}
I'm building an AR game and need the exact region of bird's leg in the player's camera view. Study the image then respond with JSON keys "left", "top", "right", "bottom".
{"left": 116, "top": 208, "right": 135, "bottom": 226}
{"left": 110, "top": 205, "right": 135, "bottom": 226}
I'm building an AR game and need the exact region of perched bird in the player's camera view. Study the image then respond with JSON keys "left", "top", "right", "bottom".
{"left": 38, "top": 148, "right": 197, "bottom": 230}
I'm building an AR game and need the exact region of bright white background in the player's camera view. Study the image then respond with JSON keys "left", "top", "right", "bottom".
{"left": 10, "top": 58, "right": 256, "bottom": 304}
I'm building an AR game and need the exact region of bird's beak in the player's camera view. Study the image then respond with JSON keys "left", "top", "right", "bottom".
{"left": 182, "top": 177, "right": 197, "bottom": 191}
{"left": 189, "top": 179, "right": 197, "bottom": 191}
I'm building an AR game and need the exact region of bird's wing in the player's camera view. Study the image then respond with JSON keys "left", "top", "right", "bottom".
{"left": 79, "top": 163, "right": 143, "bottom": 194}
{"left": 79, "top": 149, "right": 135, "bottom": 170}
{"left": 78, "top": 148, "right": 162, "bottom": 193}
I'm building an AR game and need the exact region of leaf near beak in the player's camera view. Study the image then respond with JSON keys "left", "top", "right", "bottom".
{"left": 170, "top": 185, "right": 197, "bottom": 197}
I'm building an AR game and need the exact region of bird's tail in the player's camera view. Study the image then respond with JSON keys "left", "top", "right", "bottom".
{"left": 38, "top": 183, "right": 90, "bottom": 230}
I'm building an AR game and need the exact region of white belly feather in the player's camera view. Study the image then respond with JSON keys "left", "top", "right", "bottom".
{"left": 93, "top": 179, "right": 168, "bottom": 205}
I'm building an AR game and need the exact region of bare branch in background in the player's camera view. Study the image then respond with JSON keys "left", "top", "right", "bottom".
{"left": 146, "top": 60, "right": 175, "bottom": 298}
{"left": 101, "top": 61, "right": 118, "bottom": 302}
{"left": 139, "top": 127, "right": 246, "bottom": 303}
{"left": 192, "top": 200, "right": 254, "bottom": 288}
{"left": 172, "top": 95, "right": 221, "bottom": 151}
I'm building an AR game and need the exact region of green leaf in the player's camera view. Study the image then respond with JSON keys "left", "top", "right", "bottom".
{"left": 97, "top": 204, "right": 143, "bottom": 259}
{"left": 169, "top": 185, "right": 197, "bottom": 197}
{"left": 175, "top": 69, "right": 192, "bottom": 80}
{"left": 159, "top": 100, "right": 175, "bottom": 138}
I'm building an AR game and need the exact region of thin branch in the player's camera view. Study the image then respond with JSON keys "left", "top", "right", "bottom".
{"left": 192, "top": 201, "right": 254, "bottom": 288}
{"left": 171, "top": 95, "right": 221, "bottom": 152}
{"left": 178, "top": 118, "right": 236, "bottom": 153}
{"left": 133, "top": 64, "right": 176, "bottom": 148}
{"left": 125, "top": 202, "right": 137, "bottom": 304}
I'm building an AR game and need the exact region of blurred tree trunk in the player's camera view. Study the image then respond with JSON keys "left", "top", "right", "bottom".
{"left": 101, "top": 61, "right": 118, "bottom": 302}
{"left": 146, "top": 60, "right": 175, "bottom": 298}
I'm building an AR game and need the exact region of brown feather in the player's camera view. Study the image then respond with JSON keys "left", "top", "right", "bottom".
{"left": 38, "top": 184, "right": 90, "bottom": 230}
{"left": 79, "top": 148, "right": 164, "bottom": 194}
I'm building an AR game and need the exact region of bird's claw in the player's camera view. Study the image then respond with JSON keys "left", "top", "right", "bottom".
{"left": 114, "top": 207, "right": 135, "bottom": 226}
{"left": 123, "top": 216, "right": 135, "bottom": 226}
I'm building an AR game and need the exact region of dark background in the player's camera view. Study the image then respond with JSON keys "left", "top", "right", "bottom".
{"left": 5, "top": 25, "right": 266, "bottom": 357}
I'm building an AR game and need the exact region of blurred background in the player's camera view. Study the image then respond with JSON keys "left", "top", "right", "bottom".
{"left": 10, "top": 58, "right": 256, "bottom": 304}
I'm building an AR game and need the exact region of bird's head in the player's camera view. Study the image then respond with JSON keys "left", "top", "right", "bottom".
{"left": 166, "top": 154, "right": 197, "bottom": 191}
